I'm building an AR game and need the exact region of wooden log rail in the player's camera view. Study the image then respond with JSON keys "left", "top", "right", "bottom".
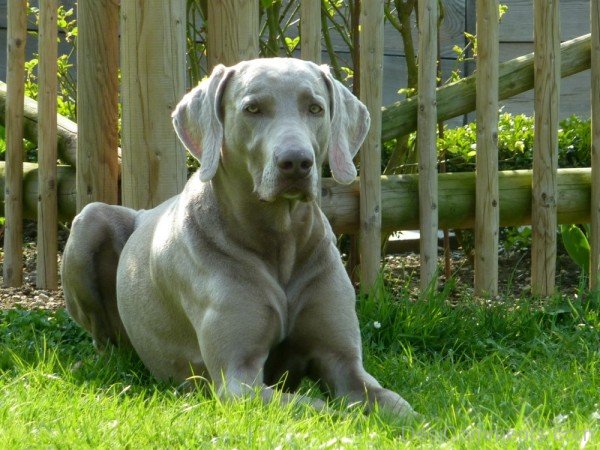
{"left": 2, "top": 164, "right": 591, "bottom": 235}
{"left": 0, "top": 81, "right": 77, "bottom": 167}
{"left": 322, "top": 169, "right": 592, "bottom": 234}
{"left": 381, "top": 33, "right": 592, "bottom": 141}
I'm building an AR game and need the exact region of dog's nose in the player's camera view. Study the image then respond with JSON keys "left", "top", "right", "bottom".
{"left": 275, "top": 148, "right": 314, "bottom": 179}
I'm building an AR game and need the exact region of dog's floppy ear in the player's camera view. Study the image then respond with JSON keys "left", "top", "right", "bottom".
{"left": 172, "top": 64, "right": 232, "bottom": 182}
{"left": 320, "top": 65, "right": 370, "bottom": 184}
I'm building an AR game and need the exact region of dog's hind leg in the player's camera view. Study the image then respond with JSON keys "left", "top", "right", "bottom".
{"left": 61, "top": 203, "right": 139, "bottom": 350}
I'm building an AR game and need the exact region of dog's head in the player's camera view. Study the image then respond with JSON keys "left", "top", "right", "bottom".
{"left": 172, "top": 58, "right": 370, "bottom": 202}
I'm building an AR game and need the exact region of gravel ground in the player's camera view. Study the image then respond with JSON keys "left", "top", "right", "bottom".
{"left": 0, "top": 221, "right": 585, "bottom": 312}
{"left": 0, "top": 222, "right": 67, "bottom": 311}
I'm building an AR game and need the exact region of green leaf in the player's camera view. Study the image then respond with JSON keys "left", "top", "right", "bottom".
{"left": 284, "top": 36, "right": 300, "bottom": 52}
{"left": 560, "top": 224, "right": 590, "bottom": 272}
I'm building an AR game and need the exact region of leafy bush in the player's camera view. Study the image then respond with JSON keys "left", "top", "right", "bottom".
{"left": 438, "top": 113, "right": 591, "bottom": 173}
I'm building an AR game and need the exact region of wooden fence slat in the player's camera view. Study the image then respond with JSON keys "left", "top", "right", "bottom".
{"left": 36, "top": 0, "right": 58, "bottom": 289}
{"left": 358, "top": 0, "right": 385, "bottom": 291}
{"left": 474, "top": 0, "right": 500, "bottom": 296}
{"left": 207, "top": 0, "right": 259, "bottom": 69}
{"left": 3, "top": 0, "right": 27, "bottom": 287}
{"left": 300, "top": 0, "right": 321, "bottom": 63}
{"left": 76, "top": 0, "right": 119, "bottom": 211}
{"left": 532, "top": 0, "right": 561, "bottom": 296}
{"left": 300, "top": 0, "right": 322, "bottom": 205}
{"left": 417, "top": 0, "right": 439, "bottom": 292}
{"left": 592, "top": 0, "right": 600, "bottom": 290}
{"left": 121, "top": 0, "right": 187, "bottom": 209}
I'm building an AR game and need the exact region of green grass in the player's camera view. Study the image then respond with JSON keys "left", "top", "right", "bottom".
{"left": 1, "top": 284, "right": 599, "bottom": 448}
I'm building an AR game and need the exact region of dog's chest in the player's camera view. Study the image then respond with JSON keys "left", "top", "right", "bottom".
{"left": 272, "top": 239, "right": 297, "bottom": 287}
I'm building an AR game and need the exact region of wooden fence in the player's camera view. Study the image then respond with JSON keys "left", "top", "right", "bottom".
{"left": 2, "top": 0, "right": 599, "bottom": 297}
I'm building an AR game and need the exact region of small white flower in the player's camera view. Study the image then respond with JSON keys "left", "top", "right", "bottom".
{"left": 580, "top": 430, "right": 591, "bottom": 448}
{"left": 373, "top": 321, "right": 381, "bottom": 329}
{"left": 591, "top": 411, "right": 600, "bottom": 421}
{"left": 553, "top": 413, "right": 569, "bottom": 425}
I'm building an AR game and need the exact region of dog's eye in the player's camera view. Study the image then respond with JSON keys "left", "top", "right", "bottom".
{"left": 309, "top": 104, "right": 323, "bottom": 115}
{"left": 244, "top": 104, "right": 260, "bottom": 114}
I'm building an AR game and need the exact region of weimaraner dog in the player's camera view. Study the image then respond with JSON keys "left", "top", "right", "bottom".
{"left": 62, "top": 58, "right": 414, "bottom": 417}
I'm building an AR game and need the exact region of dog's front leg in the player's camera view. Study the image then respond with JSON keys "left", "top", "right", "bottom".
{"left": 291, "top": 271, "right": 416, "bottom": 418}
{"left": 213, "top": 358, "right": 326, "bottom": 410}
{"left": 196, "top": 302, "right": 326, "bottom": 410}
{"left": 318, "top": 356, "right": 416, "bottom": 418}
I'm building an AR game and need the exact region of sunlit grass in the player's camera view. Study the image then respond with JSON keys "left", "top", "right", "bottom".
{"left": 1, "top": 283, "right": 599, "bottom": 448}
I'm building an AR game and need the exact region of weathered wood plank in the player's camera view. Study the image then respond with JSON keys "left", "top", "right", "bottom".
{"left": 474, "top": 0, "right": 499, "bottom": 296}
{"left": 121, "top": 0, "right": 187, "bottom": 209}
{"left": 76, "top": 0, "right": 119, "bottom": 211}
{"left": 300, "top": 0, "right": 321, "bottom": 63}
{"left": 3, "top": 0, "right": 27, "bottom": 287}
{"left": 531, "top": 0, "right": 560, "bottom": 296}
{"left": 37, "top": 0, "right": 58, "bottom": 289}
{"left": 417, "top": 0, "right": 439, "bottom": 291}
{"left": 207, "top": 0, "right": 259, "bottom": 68}
{"left": 359, "top": 0, "right": 385, "bottom": 290}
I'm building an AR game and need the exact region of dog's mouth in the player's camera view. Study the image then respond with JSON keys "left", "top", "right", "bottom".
{"left": 280, "top": 187, "right": 311, "bottom": 202}
{"left": 258, "top": 181, "right": 315, "bottom": 203}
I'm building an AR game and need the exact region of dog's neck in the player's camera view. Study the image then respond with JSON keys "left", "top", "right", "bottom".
{"left": 184, "top": 170, "right": 329, "bottom": 285}
{"left": 208, "top": 170, "right": 321, "bottom": 238}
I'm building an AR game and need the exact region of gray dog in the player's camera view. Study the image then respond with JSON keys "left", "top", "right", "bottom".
{"left": 62, "top": 58, "right": 414, "bottom": 417}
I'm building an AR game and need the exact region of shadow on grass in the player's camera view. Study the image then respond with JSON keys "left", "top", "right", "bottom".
{"left": 0, "top": 307, "right": 159, "bottom": 392}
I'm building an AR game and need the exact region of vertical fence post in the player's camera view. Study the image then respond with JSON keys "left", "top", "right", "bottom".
{"left": 358, "top": 0, "right": 384, "bottom": 291}
{"left": 532, "top": 0, "right": 560, "bottom": 297}
{"left": 301, "top": 0, "right": 321, "bottom": 63}
{"left": 591, "top": 0, "right": 600, "bottom": 290}
{"left": 417, "top": 0, "right": 439, "bottom": 292}
{"left": 121, "top": 0, "right": 187, "bottom": 209}
{"left": 37, "top": 0, "right": 58, "bottom": 289}
{"left": 207, "top": 0, "right": 259, "bottom": 69}
{"left": 3, "top": 0, "right": 27, "bottom": 287}
{"left": 474, "top": 0, "right": 499, "bottom": 297}
{"left": 301, "top": 0, "right": 322, "bottom": 206}
{"left": 76, "top": 0, "right": 119, "bottom": 212}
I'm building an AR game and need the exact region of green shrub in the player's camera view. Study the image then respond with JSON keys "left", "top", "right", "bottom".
{"left": 438, "top": 113, "right": 591, "bottom": 173}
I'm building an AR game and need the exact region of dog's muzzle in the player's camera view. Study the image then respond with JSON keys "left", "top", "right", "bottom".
{"left": 271, "top": 147, "right": 316, "bottom": 201}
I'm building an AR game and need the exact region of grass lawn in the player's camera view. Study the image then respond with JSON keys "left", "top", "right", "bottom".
{"left": 1, "top": 281, "right": 599, "bottom": 448}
